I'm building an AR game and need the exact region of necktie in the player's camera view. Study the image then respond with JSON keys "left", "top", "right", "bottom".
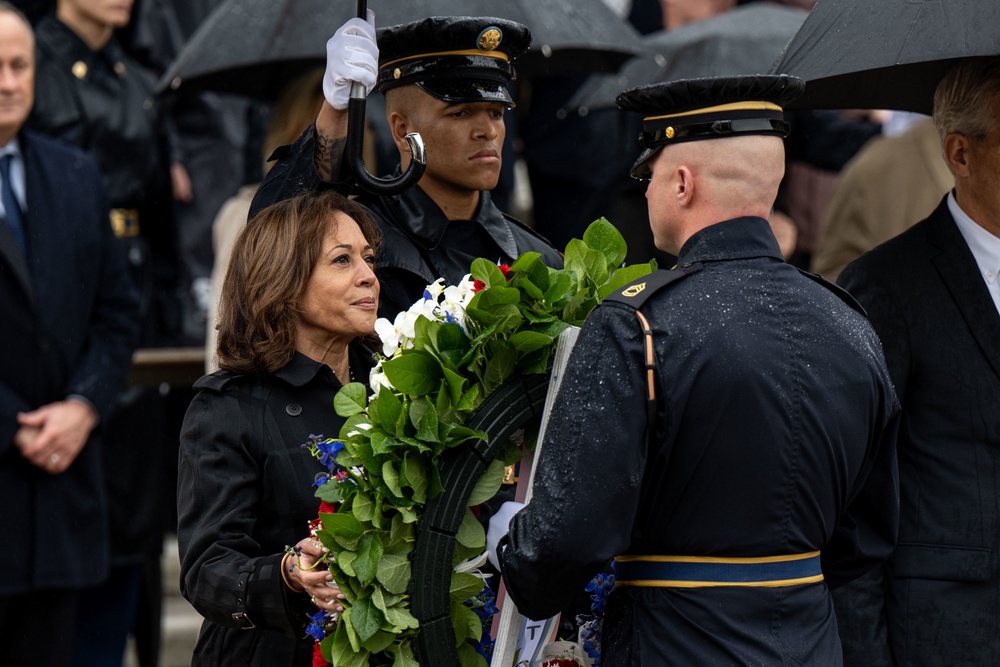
{"left": 0, "top": 154, "right": 27, "bottom": 260}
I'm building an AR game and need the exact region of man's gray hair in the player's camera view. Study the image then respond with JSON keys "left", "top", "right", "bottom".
{"left": 933, "top": 57, "right": 1000, "bottom": 144}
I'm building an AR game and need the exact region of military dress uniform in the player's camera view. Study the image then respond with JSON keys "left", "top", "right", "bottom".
{"left": 30, "top": 14, "right": 178, "bottom": 346}
{"left": 250, "top": 17, "right": 562, "bottom": 318}
{"left": 499, "top": 76, "right": 901, "bottom": 666}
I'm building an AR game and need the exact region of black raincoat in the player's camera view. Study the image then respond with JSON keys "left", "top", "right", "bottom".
{"left": 501, "top": 217, "right": 900, "bottom": 666}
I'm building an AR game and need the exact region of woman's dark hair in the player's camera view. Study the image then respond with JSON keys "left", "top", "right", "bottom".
{"left": 217, "top": 189, "right": 382, "bottom": 374}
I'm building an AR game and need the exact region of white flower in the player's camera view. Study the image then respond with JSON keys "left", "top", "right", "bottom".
{"left": 454, "top": 551, "right": 492, "bottom": 581}
{"left": 374, "top": 317, "right": 400, "bottom": 356}
{"left": 424, "top": 277, "right": 446, "bottom": 300}
{"left": 369, "top": 365, "right": 393, "bottom": 397}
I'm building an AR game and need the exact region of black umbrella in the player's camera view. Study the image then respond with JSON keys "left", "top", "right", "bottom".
{"left": 155, "top": 0, "right": 644, "bottom": 100}
{"left": 570, "top": 3, "right": 807, "bottom": 111}
{"left": 770, "top": 0, "right": 1000, "bottom": 113}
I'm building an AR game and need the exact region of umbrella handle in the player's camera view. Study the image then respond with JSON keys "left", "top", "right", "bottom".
{"left": 344, "top": 0, "right": 426, "bottom": 195}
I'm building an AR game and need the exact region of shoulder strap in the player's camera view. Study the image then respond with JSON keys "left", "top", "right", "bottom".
{"left": 604, "top": 264, "right": 702, "bottom": 434}
{"left": 795, "top": 267, "right": 867, "bottom": 317}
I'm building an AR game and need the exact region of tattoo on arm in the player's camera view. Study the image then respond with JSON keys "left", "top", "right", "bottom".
{"left": 315, "top": 130, "right": 347, "bottom": 183}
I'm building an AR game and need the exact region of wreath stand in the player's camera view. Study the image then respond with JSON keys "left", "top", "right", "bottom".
{"left": 409, "top": 327, "right": 581, "bottom": 666}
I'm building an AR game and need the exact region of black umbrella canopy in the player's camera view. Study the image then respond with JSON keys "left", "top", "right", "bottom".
{"left": 570, "top": 3, "right": 807, "bottom": 112}
{"left": 156, "top": 0, "right": 644, "bottom": 99}
{"left": 770, "top": 0, "right": 1000, "bottom": 113}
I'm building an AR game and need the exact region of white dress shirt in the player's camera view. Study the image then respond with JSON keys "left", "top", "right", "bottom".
{"left": 949, "top": 191, "right": 1000, "bottom": 315}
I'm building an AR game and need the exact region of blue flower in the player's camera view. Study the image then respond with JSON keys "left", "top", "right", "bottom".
{"left": 316, "top": 439, "right": 345, "bottom": 471}
{"left": 305, "top": 609, "right": 330, "bottom": 642}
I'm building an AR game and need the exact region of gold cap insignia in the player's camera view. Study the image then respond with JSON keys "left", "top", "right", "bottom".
{"left": 622, "top": 283, "right": 646, "bottom": 298}
{"left": 114, "top": 61, "right": 126, "bottom": 77}
{"left": 477, "top": 27, "right": 503, "bottom": 51}
{"left": 665, "top": 126, "right": 675, "bottom": 139}
{"left": 393, "top": 67, "right": 402, "bottom": 80}
{"left": 71, "top": 61, "right": 87, "bottom": 79}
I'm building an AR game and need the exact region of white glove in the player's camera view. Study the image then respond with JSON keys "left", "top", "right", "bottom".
{"left": 323, "top": 10, "right": 378, "bottom": 110}
{"left": 487, "top": 501, "right": 525, "bottom": 570}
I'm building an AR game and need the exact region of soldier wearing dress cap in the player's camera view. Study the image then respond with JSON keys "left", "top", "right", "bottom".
{"left": 489, "top": 75, "right": 901, "bottom": 666}
{"left": 251, "top": 14, "right": 561, "bottom": 319}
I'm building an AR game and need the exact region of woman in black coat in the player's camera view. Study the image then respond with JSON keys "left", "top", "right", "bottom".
{"left": 177, "top": 190, "right": 381, "bottom": 666}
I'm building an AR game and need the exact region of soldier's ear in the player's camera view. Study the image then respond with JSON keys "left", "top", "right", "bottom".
{"left": 676, "top": 165, "right": 695, "bottom": 207}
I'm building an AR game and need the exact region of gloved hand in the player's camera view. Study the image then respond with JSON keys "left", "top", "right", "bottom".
{"left": 487, "top": 501, "right": 525, "bottom": 570}
{"left": 323, "top": 10, "right": 378, "bottom": 110}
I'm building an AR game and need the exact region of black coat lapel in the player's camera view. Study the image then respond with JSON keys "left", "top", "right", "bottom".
{"left": 930, "top": 205, "right": 1000, "bottom": 380}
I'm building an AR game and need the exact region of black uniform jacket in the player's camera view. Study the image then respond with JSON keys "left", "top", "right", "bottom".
{"left": 30, "top": 16, "right": 168, "bottom": 212}
{"left": 250, "top": 125, "right": 563, "bottom": 317}
{"left": 836, "top": 198, "right": 1000, "bottom": 667}
{"left": 502, "top": 217, "right": 901, "bottom": 666}
{"left": 177, "top": 346, "right": 374, "bottom": 667}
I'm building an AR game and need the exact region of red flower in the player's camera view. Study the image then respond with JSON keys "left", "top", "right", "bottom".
{"left": 312, "top": 641, "right": 329, "bottom": 667}
{"left": 498, "top": 264, "right": 511, "bottom": 278}
{"left": 472, "top": 279, "right": 486, "bottom": 293}
{"left": 319, "top": 501, "right": 338, "bottom": 515}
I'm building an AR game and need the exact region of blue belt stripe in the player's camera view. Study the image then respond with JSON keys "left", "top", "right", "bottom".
{"left": 614, "top": 554, "right": 822, "bottom": 587}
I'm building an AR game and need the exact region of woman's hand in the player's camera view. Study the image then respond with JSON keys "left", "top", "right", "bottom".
{"left": 285, "top": 536, "right": 345, "bottom": 615}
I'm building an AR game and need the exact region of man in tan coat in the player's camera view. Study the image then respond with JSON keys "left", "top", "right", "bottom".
{"left": 812, "top": 118, "right": 953, "bottom": 281}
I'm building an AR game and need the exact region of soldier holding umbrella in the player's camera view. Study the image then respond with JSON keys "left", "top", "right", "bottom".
{"left": 249, "top": 11, "right": 562, "bottom": 318}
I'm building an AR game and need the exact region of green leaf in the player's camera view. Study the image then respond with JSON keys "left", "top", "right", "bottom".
{"left": 456, "top": 384, "right": 481, "bottom": 412}
{"left": 341, "top": 607, "right": 361, "bottom": 653}
{"left": 354, "top": 532, "right": 384, "bottom": 587}
{"left": 383, "top": 460, "right": 403, "bottom": 498}
{"left": 376, "top": 551, "right": 411, "bottom": 594}
{"left": 473, "top": 285, "right": 520, "bottom": 309}
{"left": 507, "top": 330, "right": 553, "bottom": 352}
{"left": 545, "top": 270, "right": 574, "bottom": 304}
{"left": 334, "top": 382, "right": 368, "bottom": 417}
{"left": 351, "top": 597, "right": 385, "bottom": 643}
{"left": 471, "top": 257, "right": 507, "bottom": 286}
{"left": 323, "top": 512, "right": 365, "bottom": 542}
{"left": 410, "top": 398, "right": 440, "bottom": 443}
{"left": 389, "top": 512, "right": 415, "bottom": 543}
{"left": 352, "top": 491, "right": 375, "bottom": 523}
{"left": 584, "top": 217, "right": 628, "bottom": 268}
{"left": 431, "top": 322, "right": 473, "bottom": 370}
{"left": 389, "top": 639, "right": 419, "bottom": 667}
{"left": 370, "top": 430, "right": 395, "bottom": 456}
{"left": 441, "top": 366, "right": 466, "bottom": 407}
{"left": 382, "top": 351, "right": 443, "bottom": 397}
{"left": 518, "top": 346, "right": 552, "bottom": 375}
{"left": 362, "top": 630, "right": 396, "bottom": 655}
{"left": 375, "top": 390, "right": 403, "bottom": 437}
{"left": 509, "top": 251, "right": 541, "bottom": 274}
{"left": 384, "top": 601, "right": 420, "bottom": 631}
{"left": 450, "top": 571, "right": 487, "bottom": 603}
{"left": 401, "top": 454, "right": 430, "bottom": 503}
{"left": 456, "top": 508, "right": 486, "bottom": 550}
{"left": 450, "top": 601, "right": 483, "bottom": 646}
{"left": 329, "top": 620, "right": 369, "bottom": 666}
{"left": 458, "top": 642, "right": 489, "bottom": 667}
{"left": 483, "top": 346, "right": 517, "bottom": 393}
{"left": 516, "top": 277, "right": 545, "bottom": 301}
{"left": 315, "top": 479, "right": 352, "bottom": 504}
{"left": 337, "top": 549, "right": 357, "bottom": 577}
{"left": 598, "top": 262, "right": 657, "bottom": 301}
{"left": 467, "top": 458, "right": 506, "bottom": 506}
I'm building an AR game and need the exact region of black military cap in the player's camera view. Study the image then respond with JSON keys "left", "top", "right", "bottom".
{"left": 617, "top": 75, "right": 805, "bottom": 179}
{"left": 376, "top": 16, "right": 531, "bottom": 106}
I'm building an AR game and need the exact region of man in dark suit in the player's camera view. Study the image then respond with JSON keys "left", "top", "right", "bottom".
{"left": 835, "top": 56, "right": 1000, "bottom": 666}
{"left": 0, "top": 5, "right": 139, "bottom": 666}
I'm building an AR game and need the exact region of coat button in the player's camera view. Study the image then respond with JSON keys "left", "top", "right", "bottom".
{"left": 286, "top": 403, "right": 302, "bottom": 416}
